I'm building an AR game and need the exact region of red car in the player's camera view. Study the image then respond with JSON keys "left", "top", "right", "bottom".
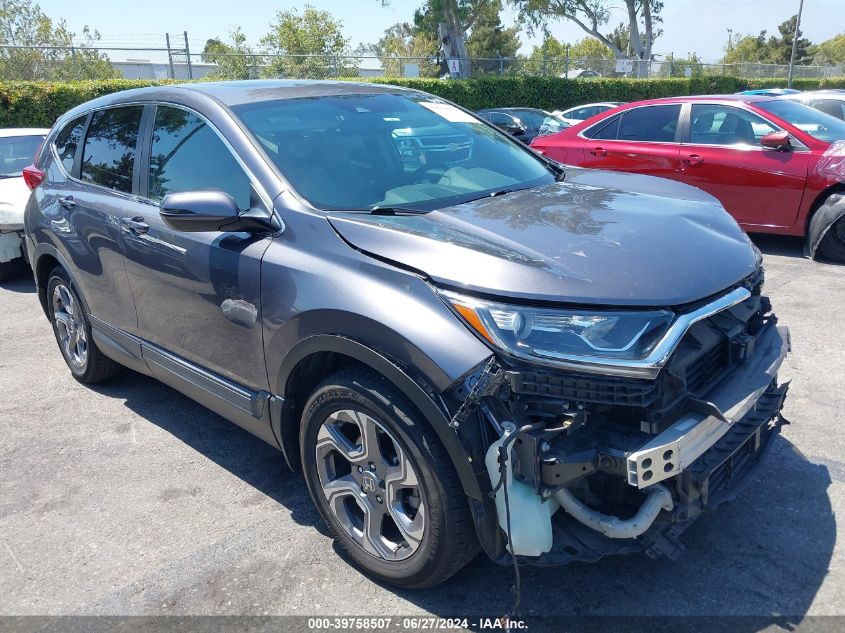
{"left": 531, "top": 95, "right": 845, "bottom": 261}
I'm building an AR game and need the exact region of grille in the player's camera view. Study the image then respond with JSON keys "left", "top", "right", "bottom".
{"left": 684, "top": 339, "right": 730, "bottom": 395}
{"left": 506, "top": 370, "right": 660, "bottom": 407}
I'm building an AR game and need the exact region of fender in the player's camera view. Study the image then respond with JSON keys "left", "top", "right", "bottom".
{"left": 273, "top": 334, "right": 485, "bottom": 500}
{"left": 805, "top": 190, "right": 845, "bottom": 258}
{"left": 31, "top": 241, "right": 89, "bottom": 318}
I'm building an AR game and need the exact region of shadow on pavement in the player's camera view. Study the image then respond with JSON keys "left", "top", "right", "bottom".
{"left": 89, "top": 371, "right": 321, "bottom": 529}
{"left": 751, "top": 233, "right": 843, "bottom": 266}
{"left": 0, "top": 274, "right": 36, "bottom": 293}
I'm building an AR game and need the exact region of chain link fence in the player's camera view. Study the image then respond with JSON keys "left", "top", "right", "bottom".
{"left": 2, "top": 44, "right": 844, "bottom": 82}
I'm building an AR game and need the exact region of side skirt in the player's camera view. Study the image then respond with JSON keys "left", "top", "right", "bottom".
{"left": 90, "top": 318, "right": 280, "bottom": 449}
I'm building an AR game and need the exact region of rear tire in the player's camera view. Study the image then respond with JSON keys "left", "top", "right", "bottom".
{"left": 300, "top": 367, "right": 478, "bottom": 588}
{"left": 47, "top": 267, "right": 122, "bottom": 384}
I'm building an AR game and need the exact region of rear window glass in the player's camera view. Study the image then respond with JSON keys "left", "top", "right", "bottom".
{"left": 81, "top": 106, "right": 143, "bottom": 194}
{"left": 0, "top": 135, "right": 44, "bottom": 178}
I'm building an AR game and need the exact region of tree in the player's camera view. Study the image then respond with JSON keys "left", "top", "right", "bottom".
{"left": 721, "top": 16, "right": 814, "bottom": 67}
{"left": 202, "top": 28, "right": 257, "bottom": 80}
{"left": 0, "top": 0, "right": 118, "bottom": 80}
{"left": 813, "top": 32, "right": 845, "bottom": 65}
{"left": 766, "top": 14, "right": 812, "bottom": 65}
{"left": 722, "top": 29, "right": 769, "bottom": 64}
{"left": 260, "top": 5, "right": 357, "bottom": 79}
{"left": 526, "top": 32, "right": 568, "bottom": 75}
{"left": 358, "top": 22, "right": 440, "bottom": 77}
{"left": 408, "top": 0, "right": 496, "bottom": 77}
{"left": 466, "top": 0, "right": 520, "bottom": 73}
{"left": 509, "top": 0, "right": 663, "bottom": 75}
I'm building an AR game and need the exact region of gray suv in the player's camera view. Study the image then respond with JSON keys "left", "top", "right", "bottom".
{"left": 24, "top": 81, "right": 791, "bottom": 588}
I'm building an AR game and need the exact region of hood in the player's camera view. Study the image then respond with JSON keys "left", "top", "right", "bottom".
{"left": 0, "top": 176, "right": 29, "bottom": 231}
{"left": 328, "top": 169, "right": 760, "bottom": 307}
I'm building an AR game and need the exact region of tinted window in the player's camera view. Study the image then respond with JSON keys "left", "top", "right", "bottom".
{"left": 0, "top": 135, "right": 44, "bottom": 177}
{"left": 53, "top": 115, "right": 86, "bottom": 174}
{"left": 81, "top": 107, "right": 143, "bottom": 193}
{"left": 490, "top": 112, "right": 514, "bottom": 126}
{"left": 690, "top": 104, "right": 777, "bottom": 146}
{"left": 756, "top": 99, "right": 845, "bottom": 143}
{"left": 149, "top": 106, "right": 251, "bottom": 211}
{"left": 617, "top": 105, "right": 680, "bottom": 142}
{"left": 810, "top": 99, "right": 845, "bottom": 121}
{"left": 232, "top": 94, "right": 553, "bottom": 210}
{"left": 585, "top": 114, "right": 621, "bottom": 140}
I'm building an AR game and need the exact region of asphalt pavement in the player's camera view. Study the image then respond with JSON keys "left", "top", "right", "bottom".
{"left": 0, "top": 234, "right": 843, "bottom": 627}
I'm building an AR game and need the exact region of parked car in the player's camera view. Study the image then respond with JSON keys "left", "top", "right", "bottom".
{"left": 25, "top": 81, "right": 790, "bottom": 589}
{"left": 532, "top": 95, "right": 845, "bottom": 261}
{"left": 781, "top": 90, "right": 845, "bottom": 121}
{"left": 0, "top": 128, "right": 48, "bottom": 280}
{"left": 553, "top": 102, "right": 626, "bottom": 126}
{"left": 736, "top": 88, "right": 801, "bottom": 96}
{"left": 476, "top": 107, "right": 569, "bottom": 143}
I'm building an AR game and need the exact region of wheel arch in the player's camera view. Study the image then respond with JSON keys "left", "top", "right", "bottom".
{"left": 805, "top": 183, "right": 845, "bottom": 258}
{"left": 32, "top": 244, "right": 85, "bottom": 318}
{"left": 272, "top": 334, "right": 484, "bottom": 500}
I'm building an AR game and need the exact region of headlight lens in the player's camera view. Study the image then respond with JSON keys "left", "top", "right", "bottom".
{"left": 440, "top": 289, "right": 674, "bottom": 363}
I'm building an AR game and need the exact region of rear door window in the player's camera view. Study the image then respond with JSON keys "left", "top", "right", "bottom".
{"left": 80, "top": 106, "right": 144, "bottom": 193}
{"left": 53, "top": 115, "right": 87, "bottom": 174}
{"left": 616, "top": 105, "right": 681, "bottom": 142}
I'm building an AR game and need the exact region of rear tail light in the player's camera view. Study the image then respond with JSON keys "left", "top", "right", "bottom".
{"left": 22, "top": 164, "right": 45, "bottom": 190}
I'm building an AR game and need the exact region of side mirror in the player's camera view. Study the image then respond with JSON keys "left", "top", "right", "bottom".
{"left": 160, "top": 190, "right": 242, "bottom": 232}
{"left": 761, "top": 131, "right": 792, "bottom": 151}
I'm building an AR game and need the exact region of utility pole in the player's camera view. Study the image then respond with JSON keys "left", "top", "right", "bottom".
{"left": 184, "top": 31, "right": 193, "bottom": 80}
{"left": 787, "top": 0, "right": 805, "bottom": 88}
{"left": 165, "top": 33, "right": 175, "bottom": 79}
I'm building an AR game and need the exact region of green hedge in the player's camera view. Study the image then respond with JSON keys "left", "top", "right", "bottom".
{"left": 3, "top": 75, "right": 845, "bottom": 128}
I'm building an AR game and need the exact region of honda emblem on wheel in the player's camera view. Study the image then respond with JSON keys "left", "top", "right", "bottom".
{"left": 361, "top": 473, "right": 377, "bottom": 493}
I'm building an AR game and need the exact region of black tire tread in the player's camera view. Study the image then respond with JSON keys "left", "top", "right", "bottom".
{"left": 302, "top": 366, "right": 478, "bottom": 588}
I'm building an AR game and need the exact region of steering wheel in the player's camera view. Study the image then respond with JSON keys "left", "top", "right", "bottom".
{"left": 411, "top": 161, "right": 451, "bottom": 184}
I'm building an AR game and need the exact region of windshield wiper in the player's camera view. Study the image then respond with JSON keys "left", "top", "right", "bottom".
{"left": 367, "top": 206, "right": 431, "bottom": 215}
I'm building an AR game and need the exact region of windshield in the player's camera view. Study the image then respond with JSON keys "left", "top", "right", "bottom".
{"left": 757, "top": 100, "right": 845, "bottom": 143}
{"left": 232, "top": 94, "right": 555, "bottom": 210}
{"left": 0, "top": 135, "right": 43, "bottom": 177}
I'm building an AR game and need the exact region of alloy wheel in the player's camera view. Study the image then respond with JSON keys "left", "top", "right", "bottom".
{"left": 52, "top": 283, "right": 87, "bottom": 369}
{"left": 315, "top": 409, "right": 425, "bottom": 561}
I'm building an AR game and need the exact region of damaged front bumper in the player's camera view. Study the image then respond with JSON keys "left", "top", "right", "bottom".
{"left": 466, "top": 290, "right": 791, "bottom": 565}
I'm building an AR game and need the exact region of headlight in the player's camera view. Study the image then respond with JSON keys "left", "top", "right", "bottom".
{"left": 440, "top": 289, "right": 674, "bottom": 368}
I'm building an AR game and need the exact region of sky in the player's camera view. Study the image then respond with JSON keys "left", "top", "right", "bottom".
{"left": 34, "top": 0, "right": 844, "bottom": 62}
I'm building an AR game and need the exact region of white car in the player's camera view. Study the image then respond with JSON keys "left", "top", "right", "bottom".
{"left": 781, "top": 91, "right": 845, "bottom": 121}
{"left": 0, "top": 128, "right": 48, "bottom": 280}
{"left": 552, "top": 102, "right": 626, "bottom": 126}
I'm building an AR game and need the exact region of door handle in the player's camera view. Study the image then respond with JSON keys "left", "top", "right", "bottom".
{"left": 590, "top": 147, "right": 608, "bottom": 157}
{"left": 121, "top": 217, "right": 149, "bottom": 235}
{"left": 684, "top": 153, "right": 704, "bottom": 167}
{"left": 58, "top": 195, "right": 75, "bottom": 210}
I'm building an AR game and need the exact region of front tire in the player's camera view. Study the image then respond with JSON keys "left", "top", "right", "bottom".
{"left": 300, "top": 368, "right": 478, "bottom": 588}
{"left": 818, "top": 214, "right": 845, "bottom": 263}
{"left": 47, "top": 267, "right": 121, "bottom": 383}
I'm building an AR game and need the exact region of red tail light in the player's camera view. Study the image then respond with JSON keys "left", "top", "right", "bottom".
{"left": 22, "top": 164, "right": 45, "bottom": 190}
